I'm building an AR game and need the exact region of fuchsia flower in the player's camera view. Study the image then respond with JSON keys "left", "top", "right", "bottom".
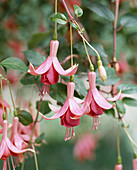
{"left": 73, "top": 133, "right": 98, "bottom": 162}
{"left": 40, "top": 81, "right": 83, "bottom": 141}
{"left": 0, "top": 98, "right": 10, "bottom": 127}
{"left": 0, "top": 120, "right": 33, "bottom": 170}
{"left": 28, "top": 40, "right": 78, "bottom": 94}
{"left": 82, "top": 72, "right": 121, "bottom": 130}
{"left": 133, "top": 159, "right": 137, "bottom": 170}
{"left": 10, "top": 117, "right": 28, "bottom": 150}
{"left": 115, "top": 164, "right": 123, "bottom": 170}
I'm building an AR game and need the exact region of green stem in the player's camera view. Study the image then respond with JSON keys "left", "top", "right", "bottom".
{"left": 0, "top": 79, "right": 5, "bottom": 114}
{"left": 70, "top": 24, "right": 73, "bottom": 68}
{"left": 53, "top": 0, "right": 58, "bottom": 40}
{"left": 21, "top": 153, "right": 26, "bottom": 170}
{"left": 117, "top": 123, "right": 121, "bottom": 158}
{"left": 31, "top": 143, "right": 39, "bottom": 170}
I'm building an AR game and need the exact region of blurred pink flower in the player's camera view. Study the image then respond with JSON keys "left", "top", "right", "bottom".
{"left": 115, "top": 164, "right": 123, "bottom": 170}
{"left": 82, "top": 72, "right": 120, "bottom": 130}
{"left": 40, "top": 81, "right": 83, "bottom": 141}
{"left": 4, "top": 17, "right": 17, "bottom": 31}
{"left": 133, "top": 159, "right": 137, "bottom": 170}
{"left": 73, "top": 133, "right": 98, "bottom": 162}
{"left": 0, "top": 98, "right": 10, "bottom": 127}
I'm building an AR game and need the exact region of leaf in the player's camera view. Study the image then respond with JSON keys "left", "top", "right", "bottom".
{"left": 120, "top": 13, "right": 137, "bottom": 27}
{"left": 1, "top": 57, "right": 28, "bottom": 72}
{"left": 35, "top": 133, "right": 45, "bottom": 144}
{"left": 117, "top": 83, "right": 137, "bottom": 94}
{"left": 61, "top": 75, "right": 87, "bottom": 97}
{"left": 50, "top": 83, "right": 67, "bottom": 103}
{"left": 96, "top": 67, "right": 120, "bottom": 86}
{"left": 122, "top": 97, "right": 137, "bottom": 107}
{"left": 18, "top": 110, "right": 33, "bottom": 126}
{"left": 104, "top": 108, "right": 115, "bottom": 117}
{"left": 28, "top": 31, "right": 52, "bottom": 49}
{"left": 83, "top": 1, "right": 114, "bottom": 21}
{"left": 36, "top": 101, "right": 51, "bottom": 115}
{"left": 20, "top": 73, "right": 39, "bottom": 85}
{"left": 24, "top": 50, "right": 46, "bottom": 66}
{"left": 50, "top": 13, "right": 67, "bottom": 25}
{"left": 116, "top": 99, "right": 126, "bottom": 114}
{"left": 74, "top": 5, "right": 83, "bottom": 17}
{"left": 70, "top": 21, "right": 79, "bottom": 30}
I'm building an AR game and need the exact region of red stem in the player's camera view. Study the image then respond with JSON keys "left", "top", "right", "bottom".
{"left": 61, "top": 0, "right": 74, "bottom": 21}
{"left": 113, "top": 0, "right": 119, "bottom": 62}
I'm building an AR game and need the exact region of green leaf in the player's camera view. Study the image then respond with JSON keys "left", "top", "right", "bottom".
{"left": 20, "top": 73, "right": 39, "bottom": 85}
{"left": 117, "top": 83, "right": 137, "bottom": 94}
{"left": 83, "top": 1, "right": 114, "bottom": 21}
{"left": 74, "top": 5, "right": 83, "bottom": 17}
{"left": 70, "top": 21, "right": 79, "bottom": 30}
{"left": 50, "top": 13, "right": 67, "bottom": 25}
{"left": 61, "top": 75, "right": 87, "bottom": 97}
{"left": 120, "top": 13, "right": 137, "bottom": 27}
{"left": 104, "top": 108, "right": 115, "bottom": 117}
{"left": 116, "top": 99, "right": 126, "bottom": 114}
{"left": 122, "top": 97, "right": 137, "bottom": 107}
{"left": 24, "top": 50, "right": 46, "bottom": 66}
{"left": 96, "top": 67, "right": 120, "bottom": 86}
{"left": 36, "top": 101, "right": 51, "bottom": 115}
{"left": 28, "top": 31, "right": 52, "bottom": 49}
{"left": 1, "top": 57, "right": 28, "bottom": 72}
{"left": 18, "top": 110, "right": 33, "bottom": 126}
{"left": 50, "top": 83, "right": 67, "bottom": 103}
{"left": 35, "top": 133, "right": 45, "bottom": 144}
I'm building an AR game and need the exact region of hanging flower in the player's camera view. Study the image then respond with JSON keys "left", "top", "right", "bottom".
{"left": 82, "top": 72, "right": 121, "bottom": 130}
{"left": 133, "top": 158, "right": 137, "bottom": 170}
{"left": 28, "top": 40, "right": 78, "bottom": 95}
{"left": 39, "top": 81, "right": 83, "bottom": 141}
{"left": 0, "top": 120, "right": 33, "bottom": 170}
{"left": 0, "top": 98, "right": 10, "bottom": 127}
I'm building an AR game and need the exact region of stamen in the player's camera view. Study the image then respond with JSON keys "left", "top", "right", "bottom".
{"left": 11, "top": 156, "right": 15, "bottom": 170}
{"left": 72, "top": 127, "right": 75, "bottom": 138}
{"left": 68, "top": 128, "right": 72, "bottom": 140}
{"left": 8, "top": 158, "right": 11, "bottom": 170}
{"left": 92, "top": 116, "right": 100, "bottom": 130}
{"left": 40, "top": 84, "right": 50, "bottom": 97}
{"left": 3, "top": 160, "right": 7, "bottom": 170}
{"left": 64, "top": 128, "right": 68, "bottom": 141}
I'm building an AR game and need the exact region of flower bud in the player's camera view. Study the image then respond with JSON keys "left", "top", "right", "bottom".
{"left": 115, "top": 164, "right": 123, "bottom": 170}
{"left": 97, "top": 60, "right": 107, "bottom": 82}
{"left": 133, "top": 158, "right": 137, "bottom": 170}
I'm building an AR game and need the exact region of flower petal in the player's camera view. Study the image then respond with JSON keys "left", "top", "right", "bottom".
{"left": 46, "top": 65, "right": 59, "bottom": 84}
{"left": 69, "top": 99, "right": 83, "bottom": 116}
{"left": 81, "top": 91, "right": 92, "bottom": 114}
{"left": 39, "top": 100, "right": 69, "bottom": 120}
{"left": 53, "top": 57, "right": 78, "bottom": 76}
{"left": 90, "top": 98, "right": 104, "bottom": 115}
{"left": 107, "top": 90, "right": 121, "bottom": 102}
{"left": 48, "top": 103, "right": 60, "bottom": 113}
{"left": 92, "top": 88, "right": 113, "bottom": 109}
{"left": 74, "top": 97, "right": 83, "bottom": 104}
{"left": 0, "top": 139, "right": 6, "bottom": 158}
{"left": 28, "top": 56, "right": 52, "bottom": 75}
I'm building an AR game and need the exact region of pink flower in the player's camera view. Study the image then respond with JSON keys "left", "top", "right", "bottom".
{"left": 82, "top": 72, "right": 121, "bottom": 130}
{"left": 73, "top": 133, "right": 98, "bottom": 162}
{"left": 133, "top": 159, "right": 137, "bottom": 170}
{"left": 28, "top": 40, "right": 78, "bottom": 86}
{"left": 39, "top": 82, "right": 83, "bottom": 141}
{"left": 0, "top": 120, "right": 33, "bottom": 170}
{"left": 10, "top": 117, "right": 28, "bottom": 150}
{"left": 0, "top": 98, "right": 10, "bottom": 127}
{"left": 115, "top": 164, "right": 123, "bottom": 170}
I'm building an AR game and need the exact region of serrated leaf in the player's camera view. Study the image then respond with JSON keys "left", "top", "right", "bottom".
{"left": 24, "top": 50, "right": 46, "bottom": 66}
{"left": 50, "top": 13, "right": 67, "bottom": 25}
{"left": 74, "top": 5, "right": 83, "bottom": 17}
{"left": 120, "top": 13, "right": 137, "bottom": 27}
{"left": 117, "top": 83, "right": 137, "bottom": 94}
{"left": 70, "top": 21, "right": 79, "bottom": 30}
{"left": 1, "top": 57, "right": 28, "bottom": 72}
{"left": 116, "top": 99, "right": 126, "bottom": 114}
{"left": 50, "top": 83, "right": 67, "bottom": 103}
{"left": 35, "top": 133, "right": 45, "bottom": 144}
{"left": 83, "top": 1, "right": 114, "bottom": 21}
{"left": 122, "top": 97, "right": 137, "bottom": 107}
{"left": 104, "top": 108, "right": 115, "bottom": 117}
{"left": 28, "top": 31, "right": 52, "bottom": 49}
{"left": 96, "top": 67, "right": 120, "bottom": 86}
{"left": 36, "top": 100, "right": 51, "bottom": 115}
{"left": 18, "top": 110, "right": 33, "bottom": 126}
